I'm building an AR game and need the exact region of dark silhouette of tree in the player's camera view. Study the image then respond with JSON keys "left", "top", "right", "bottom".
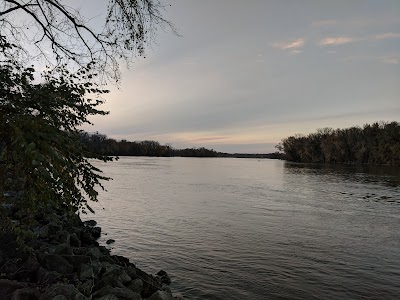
{"left": 0, "top": 1, "right": 173, "bottom": 214}
{"left": 277, "top": 121, "right": 400, "bottom": 166}
{"left": 0, "top": 46, "right": 112, "bottom": 213}
{"left": 0, "top": 0, "right": 176, "bottom": 82}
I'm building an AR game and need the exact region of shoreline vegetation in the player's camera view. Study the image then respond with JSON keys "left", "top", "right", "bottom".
{"left": 79, "top": 120, "right": 399, "bottom": 166}
{"left": 79, "top": 131, "right": 285, "bottom": 160}
{"left": 278, "top": 121, "right": 400, "bottom": 166}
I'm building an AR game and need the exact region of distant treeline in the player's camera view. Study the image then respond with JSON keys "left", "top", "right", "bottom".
{"left": 277, "top": 121, "right": 400, "bottom": 166}
{"left": 79, "top": 132, "right": 283, "bottom": 159}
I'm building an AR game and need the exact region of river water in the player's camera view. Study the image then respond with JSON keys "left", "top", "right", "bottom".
{"left": 89, "top": 157, "right": 400, "bottom": 299}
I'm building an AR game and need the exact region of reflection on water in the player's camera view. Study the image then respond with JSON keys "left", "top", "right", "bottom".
{"left": 89, "top": 157, "right": 400, "bottom": 300}
{"left": 284, "top": 161, "right": 400, "bottom": 187}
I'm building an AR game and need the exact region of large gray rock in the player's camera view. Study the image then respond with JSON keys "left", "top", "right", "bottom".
{"left": 96, "top": 295, "right": 119, "bottom": 300}
{"left": 156, "top": 270, "right": 171, "bottom": 285}
{"left": 135, "top": 268, "right": 162, "bottom": 298}
{"left": 148, "top": 291, "right": 175, "bottom": 300}
{"left": 39, "top": 284, "right": 86, "bottom": 300}
{"left": 77, "top": 280, "right": 93, "bottom": 297}
{"left": 62, "top": 255, "right": 91, "bottom": 269}
{"left": 36, "top": 267, "right": 60, "bottom": 285}
{"left": 93, "top": 285, "right": 141, "bottom": 299}
{"left": 103, "top": 268, "right": 132, "bottom": 285}
{"left": 110, "top": 287, "right": 141, "bottom": 300}
{"left": 44, "top": 255, "right": 73, "bottom": 274}
{"left": 0, "top": 279, "right": 26, "bottom": 300}
{"left": 83, "top": 220, "right": 97, "bottom": 227}
{"left": 54, "top": 243, "right": 73, "bottom": 256}
{"left": 125, "top": 265, "right": 137, "bottom": 279}
{"left": 127, "top": 278, "right": 143, "bottom": 294}
{"left": 93, "top": 278, "right": 124, "bottom": 292}
{"left": 69, "top": 233, "right": 81, "bottom": 247}
{"left": 79, "top": 264, "right": 94, "bottom": 281}
{"left": 85, "top": 246, "right": 102, "bottom": 259}
{"left": 11, "top": 287, "right": 41, "bottom": 300}
{"left": 51, "top": 296, "right": 67, "bottom": 300}
{"left": 15, "top": 257, "right": 40, "bottom": 282}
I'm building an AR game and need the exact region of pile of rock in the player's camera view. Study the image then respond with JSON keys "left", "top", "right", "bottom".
{"left": 0, "top": 205, "right": 181, "bottom": 300}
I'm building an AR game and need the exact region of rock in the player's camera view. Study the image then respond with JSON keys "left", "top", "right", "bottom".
{"left": 83, "top": 220, "right": 97, "bottom": 227}
{"left": 54, "top": 243, "right": 73, "bottom": 256}
{"left": 36, "top": 267, "right": 61, "bottom": 285}
{"left": 63, "top": 255, "right": 91, "bottom": 269}
{"left": 0, "top": 279, "right": 27, "bottom": 300}
{"left": 52, "top": 296, "right": 67, "bottom": 300}
{"left": 103, "top": 268, "right": 132, "bottom": 285}
{"left": 80, "top": 227, "right": 102, "bottom": 245}
{"left": 173, "top": 293, "right": 184, "bottom": 300}
{"left": 79, "top": 264, "right": 93, "bottom": 281}
{"left": 136, "top": 268, "right": 162, "bottom": 298}
{"left": 92, "top": 285, "right": 114, "bottom": 298}
{"left": 98, "top": 246, "right": 110, "bottom": 256}
{"left": 69, "top": 233, "right": 81, "bottom": 247}
{"left": 127, "top": 278, "right": 143, "bottom": 294}
{"left": 87, "top": 246, "right": 102, "bottom": 259}
{"left": 95, "top": 287, "right": 140, "bottom": 300}
{"left": 96, "top": 295, "right": 119, "bottom": 300}
{"left": 148, "top": 291, "right": 175, "bottom": 300}
{"left": 11, "top": 287, "right": 41, "bottom": 300}
{"left": 15, "top": 256, "right": 40, "bottom": 282}
{"left": 106, "top": 239, "right": 115, "bottom": 245}
{"left": 112, "top": 255, "right": 130, "bottom": 266}
{"left": 93, "top": 278, "right": 124, "bottom": 292}
{"left": 56, "top": 230, "right": 71, "bottom": 244}
{"left": 125, "top": 265, "right": 137, "bottom": 279}
{"left": 43, "top": 255, "right": 73, "bottom": 274}
{"left": 162, "top": 286, "right": 172, "bottom": 295}
{"left": 77, "top": 280, "right": 94, "bottom": 297}
{"left": 39, "top": 284, "right": 86, "bottom": 300}
{"left": 156, "top": 270, "right": 171, "bottom": 285}
{"left": 111, "top": 288, "right": 141, "bottom": 300}
{"left": 0, "top": 260, "right": 19, "bottom": 278}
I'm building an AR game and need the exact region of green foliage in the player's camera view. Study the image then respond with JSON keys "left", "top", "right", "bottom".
{"left": 0, "top": 39, "right": 112, "bottom": 214}
{"left": 278, "top": 122, "right": 400, "bottom": 166}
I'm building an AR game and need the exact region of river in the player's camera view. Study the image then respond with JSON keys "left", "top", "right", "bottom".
{"left": 88, "top": 157, "right": 400, "bottom": 299}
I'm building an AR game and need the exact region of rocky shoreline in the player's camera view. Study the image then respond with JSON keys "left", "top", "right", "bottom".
{"left": 0, "top": 204, "right": 181, "bottom": 299}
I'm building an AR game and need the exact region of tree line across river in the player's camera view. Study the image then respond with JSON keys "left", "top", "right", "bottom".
{"left": 80, "top": 120, "right": 399, "bottom": 165}
{"left": 79, "top": 132, "right": 283, "bottom": 159}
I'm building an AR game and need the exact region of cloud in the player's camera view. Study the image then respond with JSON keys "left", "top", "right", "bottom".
{"left": 379, "top": 55, "right": 400, "bottom": 64}
{"left": 319, "top": 37, "right": 354, "bottom": 46}
{"left": 318, "top": 32, "right": 399, "bottom": 47}
{"left": 374, "top": 32, "right": 400, "bottom": 40}
{"left": 289, "top": 49, "right": 302, "bottom": 55}
{"left": 311, "top": 20, "right": 338, "bottom": 27}
{"left": 273, "top": 38, "right": 305, "bottom": 50}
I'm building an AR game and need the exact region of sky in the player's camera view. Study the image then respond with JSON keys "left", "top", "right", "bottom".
{"left": 82, "top": 0, "right": 400, "bottom": 153}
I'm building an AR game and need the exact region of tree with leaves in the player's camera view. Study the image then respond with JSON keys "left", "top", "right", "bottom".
{"left": 0, "top": 1, "right": 173, "bottom": 214}
{"left": 277, "top": 122, "right": 400, "bottom": 166}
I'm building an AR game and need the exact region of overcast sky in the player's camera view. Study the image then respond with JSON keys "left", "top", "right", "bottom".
{"left": 82, "top": 0, "right": 400, "bottom": 153}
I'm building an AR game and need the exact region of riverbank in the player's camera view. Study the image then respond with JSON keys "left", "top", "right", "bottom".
{"left": 0, "top": 204, "right": 182, "bottom": 299}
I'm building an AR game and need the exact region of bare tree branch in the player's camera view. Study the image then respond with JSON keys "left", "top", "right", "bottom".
{"left": 0, "top": 0, "right": 176, "bottom": 83}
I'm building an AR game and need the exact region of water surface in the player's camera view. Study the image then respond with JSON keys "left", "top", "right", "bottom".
{"left": 89, "top": 157, "right": 400, "bottom": 299}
